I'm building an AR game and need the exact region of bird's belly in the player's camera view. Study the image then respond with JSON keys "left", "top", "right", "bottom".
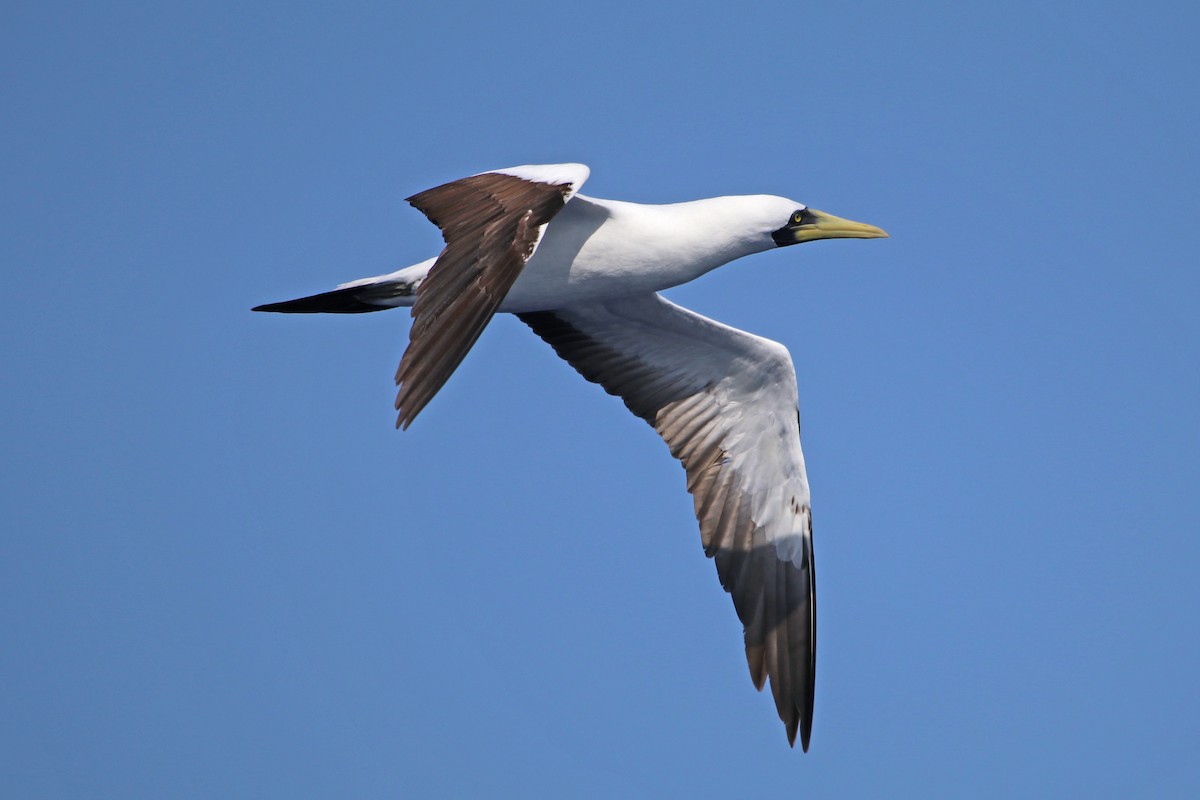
{"left": 498, "top": 241, "right": 709, "bottom": 313}
{"left": 498, "top": 260, "right": 666, "bottom": 312}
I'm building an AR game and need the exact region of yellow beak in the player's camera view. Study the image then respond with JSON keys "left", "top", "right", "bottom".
{"left": 790, "top": 208, "right": 889, "bottom": 243}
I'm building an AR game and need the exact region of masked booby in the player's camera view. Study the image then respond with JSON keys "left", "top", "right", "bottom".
{"left": 253, "top": 163, "right": 887, "bottom": 750}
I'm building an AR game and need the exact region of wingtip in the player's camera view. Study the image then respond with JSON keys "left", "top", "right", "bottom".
{"left": 781, "top": 703, "right": 812, "bottom": 751}
{"left": 393, "top": 390, "right": 414, "bottom": 430}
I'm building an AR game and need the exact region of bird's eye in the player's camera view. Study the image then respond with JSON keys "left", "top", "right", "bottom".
{"left": 792, "top": 211, "right": 806, "bottom": 225}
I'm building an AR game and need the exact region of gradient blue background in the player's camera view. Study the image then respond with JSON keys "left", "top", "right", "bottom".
{"left": 4, "top": 1, "right": 1198, "bottom": 796}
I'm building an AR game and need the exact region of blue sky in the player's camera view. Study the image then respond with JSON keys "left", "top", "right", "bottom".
{"left": 3, "top": 1, "right": 1198, "bottom": 796}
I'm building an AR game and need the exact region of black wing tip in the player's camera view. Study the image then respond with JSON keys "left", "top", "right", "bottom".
{"left": 782, "top": 714, "right": 812, "bottom": 751}
{"left": 393, "top": 385, "right": 423, "bottom": 431}
{"left": 782, "top": 714, "right": 811, "bottom": 753}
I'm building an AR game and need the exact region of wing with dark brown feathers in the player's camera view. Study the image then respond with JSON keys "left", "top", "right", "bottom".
{"left": 394, "top": 165, "right": 588, "bottom": 428}
{"left": 519, "top": 293, "right": 817, "bottom": 750}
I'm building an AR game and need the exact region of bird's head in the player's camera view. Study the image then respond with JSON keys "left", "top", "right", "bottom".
{"left": 650, "top": 194, "right": 888, "bottom": 274}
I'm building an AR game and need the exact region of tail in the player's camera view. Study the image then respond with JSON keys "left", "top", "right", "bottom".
{"left": 252, "top": 259, "right": 433, "bottom": 314}
{"left": 252, "top": 285, "right": 399, "bottom": 314}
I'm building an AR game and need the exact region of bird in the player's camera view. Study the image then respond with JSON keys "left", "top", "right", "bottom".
{"left": 253, "top": 163, "right": 887, "bottom": 750}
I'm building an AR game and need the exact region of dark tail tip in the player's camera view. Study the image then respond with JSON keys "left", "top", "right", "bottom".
{"left": 252, "top": 286, "right": 391, "bottom": 314}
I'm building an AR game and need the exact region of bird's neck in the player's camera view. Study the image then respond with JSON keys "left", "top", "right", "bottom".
{"left": 595, "top": 196, "right": 776, "bottom": 289}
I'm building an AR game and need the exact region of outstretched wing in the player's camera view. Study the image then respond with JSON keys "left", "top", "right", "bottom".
{"left": 519, "top": 293, "right": 817, "bottom": 750}
{"left": 395, "top": 163, "right": 590, "bottom": 428}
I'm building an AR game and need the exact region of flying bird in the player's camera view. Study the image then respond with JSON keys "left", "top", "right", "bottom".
{"left": 254, "top": 163, "right": 887, "bottom": 750}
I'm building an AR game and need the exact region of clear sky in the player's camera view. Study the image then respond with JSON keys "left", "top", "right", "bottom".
{"left": 3, "top": 1, "right": 1198, "bottom": 797}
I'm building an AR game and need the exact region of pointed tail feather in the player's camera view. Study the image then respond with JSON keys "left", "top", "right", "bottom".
{"left": 252, "top": 284, "right": 397, "bottom": 314}
{"left": 253, "top": 260, "right": 432, "bottom": 314}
